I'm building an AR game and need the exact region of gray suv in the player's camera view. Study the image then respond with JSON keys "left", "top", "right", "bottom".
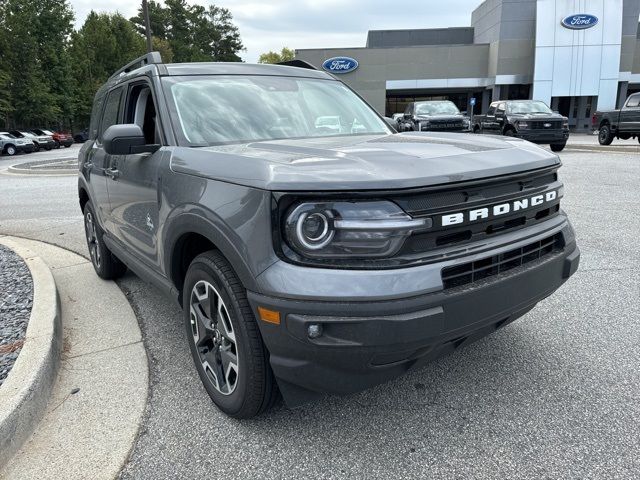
{"left": 0, "top": 132, "right": 34, "bottom": 155}
{"left": 78, "top": 53, "right": 580, "bottom": 418}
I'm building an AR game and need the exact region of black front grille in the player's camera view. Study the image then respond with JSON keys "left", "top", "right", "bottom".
{"left": 394, "top": 170, "right": 557, "bottom": 217}
{"left": 441, "top": 234, "right": 562, "bottom": 289}
{"left": 531, "top": 120, "right": 563, "bottom": 130}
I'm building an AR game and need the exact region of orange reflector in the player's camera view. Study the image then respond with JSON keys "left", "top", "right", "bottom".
{"left": 258, "top": 307, "right": 281, "bottom": 325}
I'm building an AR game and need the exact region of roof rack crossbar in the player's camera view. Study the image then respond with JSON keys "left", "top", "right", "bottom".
{"left": 109, "top": 51, "right": 163, "bottom": 80}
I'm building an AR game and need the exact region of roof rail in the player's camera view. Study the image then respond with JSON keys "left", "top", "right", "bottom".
{"left": 109, "top": 51, "right": 163, "bottom": 80}
{"left": 276, "top": 59, "right": 318, "bottom": 70}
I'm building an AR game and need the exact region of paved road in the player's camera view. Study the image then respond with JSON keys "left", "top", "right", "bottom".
{"left": 1, "top": 146, "right": 638, "bottom": 479}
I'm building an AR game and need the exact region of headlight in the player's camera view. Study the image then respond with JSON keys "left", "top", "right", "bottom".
{"left": 517, "top": 121, "right": 529, "bottom": 130}
{"left": 284, "top": 200, "right": 431, "bottom": 259}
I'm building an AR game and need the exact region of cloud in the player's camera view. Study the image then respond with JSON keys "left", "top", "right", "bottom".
{"left": 69, "top": 0, "right": 480, "bottom": 62}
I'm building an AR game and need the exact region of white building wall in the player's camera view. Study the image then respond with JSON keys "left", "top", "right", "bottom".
{"left": 533, "top": 0, "right": 624, "bottom": 109}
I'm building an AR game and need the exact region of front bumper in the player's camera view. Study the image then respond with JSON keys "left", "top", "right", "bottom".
{"left": 56, "top": 138, "right": 73, "bottom": 147}
{"left": 517, "top": 129, "right": 569, "bottom": 144}
{"left": 249, "top": 220, "right": 579, "bottom": 407}
{"left": 36, "top": 140, "right": 56, "bottom": 149}
{"left": 17, "top": 144, "right": 34, "bottom": 153}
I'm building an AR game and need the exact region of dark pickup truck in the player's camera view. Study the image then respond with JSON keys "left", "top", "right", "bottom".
{"left": 474, "top": 100, "right": 569, "bottom": 152}
{"left": 593, "top": 93, "right": 640, "bottom": 145}
{"left": 397, "top": 100, "right": 470, "bottom": 132}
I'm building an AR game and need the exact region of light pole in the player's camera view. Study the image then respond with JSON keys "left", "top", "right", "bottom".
{"left": 142, "top": 0, "right": 153, "bottom": 53}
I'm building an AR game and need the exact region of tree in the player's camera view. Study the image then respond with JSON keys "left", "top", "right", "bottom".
{"left": 0, "top": 2, "right": 13, "bottom": 127}
{"left": 68, "top": 12, "right": 148, "bottom": 128}
{"left": 258, "top": 47, "right": 295, "bottom": 64}
{"left": 2, "top": 0, "right": 64, "bottom": 128}
{"left": 130, "top": 0, "right": 244, "bottom": 63}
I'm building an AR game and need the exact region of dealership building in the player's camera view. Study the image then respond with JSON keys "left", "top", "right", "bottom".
{"left": 295, "top": 0, "right": 640, "bottom": 129}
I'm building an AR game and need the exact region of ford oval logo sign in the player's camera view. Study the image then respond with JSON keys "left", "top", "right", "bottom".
{"left": 322, "top": 57, "right": 359, "bottom": 74}
{"left": 561, "top": 14, "right": 598, "bottom": 30}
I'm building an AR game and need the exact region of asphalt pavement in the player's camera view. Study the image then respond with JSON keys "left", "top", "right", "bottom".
{"left": 0, "top": 142, "right": 638, "bottom": 479}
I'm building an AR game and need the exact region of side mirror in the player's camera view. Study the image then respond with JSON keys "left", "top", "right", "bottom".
{"left": 103, "top": 124, "right": 159, "bottom": 155}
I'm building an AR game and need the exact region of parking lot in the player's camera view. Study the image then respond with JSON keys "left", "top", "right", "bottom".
{"left": 0, "top": 144, "right": 638, "bottom": 478}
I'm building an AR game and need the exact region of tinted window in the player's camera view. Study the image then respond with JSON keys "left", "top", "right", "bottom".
{"left": 98, "top": 87, "right": 124, "bottom": 142}
{"left": 487, "top": 105, "right": 496, "bottom": 115}
{"left": 507, "top": 101, "right": 552, "bottom": 114}
{"left": 626, "top": 95, "right": 640, "bottom": 108}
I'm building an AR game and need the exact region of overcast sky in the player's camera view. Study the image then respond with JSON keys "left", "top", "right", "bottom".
{"left": 69, "top": 0, "right": 480, "bottom": 62}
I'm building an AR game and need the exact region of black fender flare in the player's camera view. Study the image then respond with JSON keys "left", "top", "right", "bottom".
{"left": 163, "top": 210, "right": 259, "bottom": 295}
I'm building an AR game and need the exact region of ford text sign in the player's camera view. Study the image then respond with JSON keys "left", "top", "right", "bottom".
{"left": 561, "top": 14, "right": 598, "bottom": 30}
{"left": 322, "top": 57, "right": 359, "bottom": 74}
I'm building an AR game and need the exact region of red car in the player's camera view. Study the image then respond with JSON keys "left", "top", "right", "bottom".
{"left": 31, "top": 129, "right": 74, "bottom": 148}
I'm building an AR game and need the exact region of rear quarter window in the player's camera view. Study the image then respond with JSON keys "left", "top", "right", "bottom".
{"left": 97, "top": 87, "right": 124, "bottom": 142}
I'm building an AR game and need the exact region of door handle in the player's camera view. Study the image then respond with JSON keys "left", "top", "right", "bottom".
{"left": 106, "top": 167, "right": 120, "bottom": 180}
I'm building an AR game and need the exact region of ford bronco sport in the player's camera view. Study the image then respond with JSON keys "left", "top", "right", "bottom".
{"left": 78, "top": 53, "right": 580, "bottom": 418}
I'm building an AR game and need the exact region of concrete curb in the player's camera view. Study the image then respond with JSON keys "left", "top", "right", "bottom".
{"left": 0, "top": 238, "right": 62, "bottom": 467}
{"left": 7, "top": 162, "right": 76, "bottom": 176}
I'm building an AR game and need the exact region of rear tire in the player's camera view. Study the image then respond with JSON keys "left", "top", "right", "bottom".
{"left": 598, "top": 125, "right": 614, "bottom": 145}
{"left": 83, "top": 202, "right": 127, "bottom": 280}
{"left": 183, "top": 250, "right": 278, "bottom": 419}
{"left": 550, "top": 142, "right": 566, "bottom": 152}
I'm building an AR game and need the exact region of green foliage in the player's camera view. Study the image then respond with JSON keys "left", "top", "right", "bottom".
{"left": 258, "top": 47, "right": 295, "bottom": 64}
{"left": 2, "top": 0, "right": 74, "bottom": 128}
{"left": 68, "top": 12, "right": 148, "bottom": 128}
{"left": 131, "top": 0, "right": 245, "bottom": 63}
{"left": 0, "top": 0, "right": 244, "bottom": 130}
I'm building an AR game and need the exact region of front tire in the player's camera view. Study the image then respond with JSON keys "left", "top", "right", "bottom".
{"left": 598, "top": 125, "right": 614, "bottom": 145}
{"left": 83, "top": 202, "right": 127, "bottom": 280}
{"left": 4, "top": 144, "right": 17, "bottom": 156}
{"left": 183, "top": 251, "right": 277, "bottom": 419}
{"left": 550, "top": 142, "right": 566, "bottom": 152}
{"left": 33, "top": 143, "right": 40, "bottom": 152}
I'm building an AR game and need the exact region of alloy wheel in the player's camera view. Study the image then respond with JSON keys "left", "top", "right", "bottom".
{"left": 6, "top": 146, "right": 16, "bottom": 155}
{"left": 189, "top": 280, "right": 239, "bottom": 395}
{"left": 84, "top": 211, "right": 101, "bottom": 268}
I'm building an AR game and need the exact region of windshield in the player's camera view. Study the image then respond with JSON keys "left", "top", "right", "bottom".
{"left": 42, "top": 129, "right": 54, "bottom": 135}
{"left": 508, "top": 101, "right": 552, "bottom": 114}
{"left": 163, "top": 76, "right": 390, "bottom": 146}
{"left": 415, "top": 101, "right": 460, "bottom": 116}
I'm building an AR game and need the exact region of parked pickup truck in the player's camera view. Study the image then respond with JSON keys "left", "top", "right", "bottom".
{"left": 397, "top": 100, "right": 470, "bottom": 132}
{"left": 474, "top": 100, "right": 570, "bottom": 152}
{"left": 79, "top": 53, "right": 580, "bottom": 418}
{"left": 592, "top": 93, "right": 640, "bottom": 145}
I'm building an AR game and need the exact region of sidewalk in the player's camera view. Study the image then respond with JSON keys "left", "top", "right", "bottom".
{"left": 0, "top": 236, "right": 148, "bottom": 480}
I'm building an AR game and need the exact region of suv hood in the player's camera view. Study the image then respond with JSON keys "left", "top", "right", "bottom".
{"left": 170, "top": 132, "right": 560, "bottom": 191}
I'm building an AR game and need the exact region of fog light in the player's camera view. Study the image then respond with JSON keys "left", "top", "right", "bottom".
{"left": 307, "top": 324, "right": 323, "bottom": 339}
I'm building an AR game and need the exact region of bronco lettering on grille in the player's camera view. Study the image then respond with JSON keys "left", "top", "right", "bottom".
{"left": 440, "top": 190, "right": 558, "bottom": 226}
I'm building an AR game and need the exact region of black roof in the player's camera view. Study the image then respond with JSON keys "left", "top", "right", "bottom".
{"left": 163, "top": 62, "right": 331, "bottom": 79}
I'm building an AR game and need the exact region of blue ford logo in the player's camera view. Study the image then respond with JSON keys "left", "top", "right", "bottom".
{"left": 322, "top": 56, "right": 359, "bottom": 74}
{"left": 561, "top": 14, "right": 598, "bottom": 30}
